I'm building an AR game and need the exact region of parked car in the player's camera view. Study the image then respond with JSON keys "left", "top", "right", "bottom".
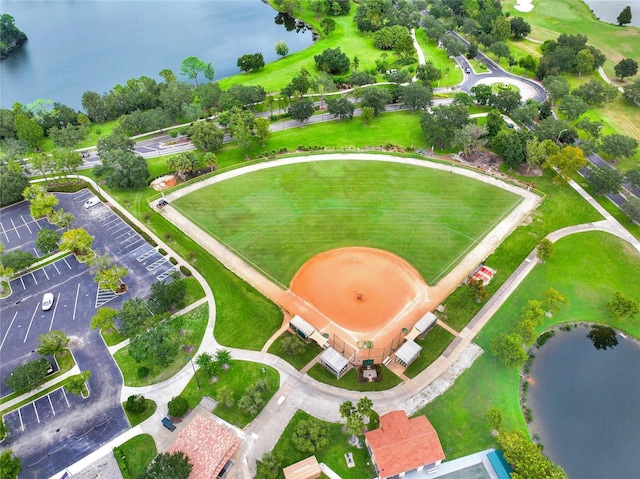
{"left": 157, "top": 199, "right": 168, "bottom": 209}
{"left": 162, "top": 417, "right": 176, "bottom": 431}
{"left": 84, "top": 196, "right": 101, "bottom": 209}
{"left": 42, "top": 293, "right": 54, "bottom": 311}
{"left": 465, "top": 67, "right": 471, "bottom": 74}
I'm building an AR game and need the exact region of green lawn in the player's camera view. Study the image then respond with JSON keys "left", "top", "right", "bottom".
{"left": 115, "top": 434, "right": 157, "bottom": 479}
{"left": 306, "top": 363, "right": 403, "bottom": 391}
{"left": 256, "top": 409, "right": 376, "bottom": 479}
{"left": 174, "top": 160, "right": 521, "bottom": 286}
{"left": 404, "top": 325, "right": 456, "bottom": 379}
{"left": 414, "top": 28, "right": 463, "bottom": 87}
{"left": 179, "top": 360, "right": 279, "bottom": 428}
{"left": 267, "top": 332, "right": 323, "bottom": 370}
{"left": 416, "top": 231, "right": 640, "bottom": 459}
{"left": 122, "top": 398, "right": 157, "bottom": 427}
{"left": 113, "top": 304, "right": 208, "bottom": 386}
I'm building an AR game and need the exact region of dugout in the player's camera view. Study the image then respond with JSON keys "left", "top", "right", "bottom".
{"left": 414, "top": 312, "right": 437, "bottom": 338}
{"left": 320, "top": 347, "right": 349, "bottom": 379}
{"left": 290, "top": 315, "right": 316, "bottom": 341}
{"left": 395, "top": 340, "right": 422, "bottom": 368}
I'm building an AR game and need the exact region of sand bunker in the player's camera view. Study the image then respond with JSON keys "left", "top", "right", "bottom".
{"left": 514, "top": 0, "right": 534, "bottom": 13}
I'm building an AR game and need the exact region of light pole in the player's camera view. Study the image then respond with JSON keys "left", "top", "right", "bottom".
{"left": 556, "top": 128, "right": 569, "bottom": 145}
{"left": 186, "top": 355, "right": 200, "bottom": 390}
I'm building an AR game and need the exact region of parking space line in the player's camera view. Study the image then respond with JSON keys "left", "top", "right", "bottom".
{"left": 20, "top": 276, "right": 26, "bottom": 290}
{"left": 63, "top": 258, "right": 72, "bottom": 269}
{"left": 62, "top": 388, "right": 70, "bottom": 408}
{"left": 147, "top": 258, "right": 166, "bottom": 271}
{"left": 49, "top": 292, "right": 62, "bottom": 331}
{"left": 21, "top": 215, "right": 33, "bottom": 234}
{"left": 131, "top": 244, "right": 151, "bottom": 256}
{"left": 42, "top": 267, "right": 50, "bottom": 280}
{"left": 24, "top": 303, "right": 40, "bottom": 343}
{"left": 10, "top": 218, "right": 21, "bottom": 238}
{"left": 35, "top": 218, "right": 43, "bottom": 230}
{"left": 111, "top": 225, "right": 129, "bottom": 236}
{"left": 48, "top": 394, "right": 55, "bottom": 415}
{"left": 33, "top": 247, "right": 40, "bottom": 258}
{"left": 0, "top": 311, "right": 19, "bottom": 350}
{"left": 31, "top": 271, "right": 38, "bottom": 285}
{"left": 0, "top": 221, "right": 8, "bottom": 242}
{"left": 53, "top": 262, "right": 61, "bottom": 274}
{"left": 157, "top": 267, "right": 176, "bottom": 281}
{"left": 18, "top": 409, "right": 24, "bottom": 431}
{"left": 73, "top": 283, "right": 80, "bottom": 320}
{"left": 33, "top": 402, "right": 40, "bottom": 423}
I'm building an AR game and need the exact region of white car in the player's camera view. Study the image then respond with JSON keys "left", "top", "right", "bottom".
{"left": 42, "top": 293, "right": 54, "bottom": 311}
{"left": 84, "top": 196, "right": 101, "bottom": 209}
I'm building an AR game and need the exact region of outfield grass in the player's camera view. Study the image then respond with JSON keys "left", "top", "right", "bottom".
{"left": 174, "top": 160, "right": 521, "bottom": 286}
{"left": 307, "top": 363, "right": 403, "bottom": 391}
{"left": 267, "top": 332, "right": 323, "bottom": 370}
{"left": 113, "top": 304, "right": 208, "bottom": 387}
{"left": 416, "top": 231, "right": 640, "bottom": 459}
{"left": 179, "top": 360, "right": 279, "bottom": 428}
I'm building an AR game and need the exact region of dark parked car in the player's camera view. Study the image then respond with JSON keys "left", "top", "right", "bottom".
{"left": 161, "top": 417, "right": 176, "bottom": 431}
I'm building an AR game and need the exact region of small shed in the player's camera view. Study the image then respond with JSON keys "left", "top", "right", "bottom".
{"left": 394, "top": 340, "right": 422, "bottom": 367}
{"left": 414, "top": 312, "right": 437, "bottom": 337}
{"left": 320, "top": 347, "right": 349, "bottom": 379}
{"left": 283, "top": 456, "right": 321, "bottom": 479}
{"left": 290, "top": 315, "right": 316, "bottom": 341}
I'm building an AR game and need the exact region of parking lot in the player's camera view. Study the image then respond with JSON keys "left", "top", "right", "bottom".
{"left": 0, "top": 189, "right": 177, "bottom": 478}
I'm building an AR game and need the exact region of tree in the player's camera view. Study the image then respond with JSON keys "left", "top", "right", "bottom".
{"left": 600, "top": 133, "right": 639, "bottom": 161}
{"left": 510, "top": 16, "right": 531, "bottom": 39}
{"left": 542, "top": 75, "right": 570, "bottom": 105}
{"left": 292, "top": 418, "right": 330, "bottom": 453}
{"left": 617, "top": 5, "right": 632, "bottom": 26}
{"left": 166, "top": 152, "right": 199, "bottom": 180}
{"left": 471, "top": 84, "right": 494, "bottom": 105}
{"left": 326, "top": 96, "right": 355, "bottom": 120}
{"left": 215, "top": 348, "right": 232, "bottom": 369}
{"left": 536, "top": 238, "right": 555, "bottom": 262}
{"left": 398, "top": 83, "right": 433, "bottom": 110}
{"left": 129, "top": 323, "right": 176, "bottom": 367}
{"left": 118, "top": 297, "right": 154, "bottom": 337}
{"left": 35, "top": 228, "right": 60, "bottom": 254}
{"left": 558, "top": 95, "right": 588, "bottom": 120}
{"left": 4, "top": 358, "right": 51, "bottom": 393}
{"left": 543, "top": 288, "right": 569, "bottom": 314}
{"left": 280, "top": 334, "right": 305, "bottom": 356}
{"left": 0, "top": 160, "right": 29, "bottom": 207}
{"left": 314, "top": 47, "right": 351, "bottom": 74}
{"left": 258, "top": 451, "right": 284, "bottom": 479}
{"left": 66, "top": 370, "right": 91, "bottom": 396}
{"left": 621, "top": 197, "right": 640, "bottom": 223}
{"left": 0, "top": 263, "right": 15, "bottom": 296}
{"left": 23, "top": 184, "right": 59, "bottom": 219}
{"left": 339, "top": 400, "right": 356, "bottom": 422}
{"left": 525, "top": 138, "right": 557, "bottom": 172}
{"left": 489, "top": 41, "right": 510, "bottom": 63}
{"left": 492, "top": 129, "right": 530, "bottom": 169}
{"left": 623, "top": 78, "right": 640, "bottom": 103}
{"left": 625, "top": 168, "right": 640, "bottom": 188}
{"left": 544, "top": 145, "right": 587, "bottom": 183}
{"left": 94, "top": 149, "right": 150, "bottom": 189}
{"left": 575, "top": 117, "right": 604, "bottom": 141}
{"left": 0, "top": 249, "right": 35, "bottom": 271}
{"left": 321, "top": 17, "right": 336, "bottom": 35}
{"left": 203, "top": 152, "right": 218, "bottom": 172}
{"left": 467, "top": 277, "right": 488, "bottom": 302}
{"left": 275, "top": 40, "right": 289, "bottom": 57}
{"left": 125, "top": 394, "right": 147, "bottom": 414}
{"left": 587, "top": 166, "right": 624, "bottom": 195}
{"left": 237, "top": 53, "right": 265, "bottom": 72}
{"left": 498, "top": 429, "right": 568, "bottom": 479}
{"left": 489, "top": 88, "right": 522, "bottom": 114}
{"left": 453, "top": 124, "right": 487, "bottom": 157}
{"left": 95, "top": 265, "right": 128, "bottom": 292}
{"left": 420, "top": 104, "right": 470, "bottom": 149}
{"left": 573, "top": 48, "right": 594, "bottom": 77}
{"left": 254, "top": 117, "right": 271, "bottom": 146}
{"left": 60, "top": 227, "right": 93, "bottom": 256}
{"left": 0, "top": 449, "right": 21, "bottom": 479}
{"left": 360, "top": 88, "right": 392, "bottom": 116}
{"left": 614, "top": 58, "right": 638, "bottom": 80}
{"left": 607, "top": 291, "right": 640, "bottom": 320}
{"left": 288, "top": 98, "right": 315, "bottom": 123}
{"left": 91, "top": 307, "right": 117, "bottom": 332}
{"left": 346, "top": 412, "right": 365, "bottom": 440}
{"left": 216, "top": 385, "right": 235, "bottom": 408}
{"left": 168, "top": 396, "right": 189, "bottom": 417}
{"left": 416, "top": 62, "right": 442, "bottom": 85}
{"left": 36, "top": 330, "right": 69, "bottom": 357}
{"left": 357, "top": 396, "right": 373, "bottom": 421}
{"left": 180, "top": 56, "right": 214, "bottom": 87}
{"left": 360, "top": 106, "right": 374, "bottom": 126}
{"left": 189, "top": 120, "right": 224, "bottom": 152}
{"left": 50, "top": 208, "right": 74, "bottom": 230}
{"left": 238, "top": 385, "right": 265, "bottom": 415}
{"left": 15, "top": 114, "right": 44, "bottom": 150}
{"left": 145, "top": 451, "right": 193, "bottom": 479}
{"left": 148, "top": 274, "right": 187, "bottom": 314}
{"left": 573, "top": 80, "right": 619, "bottom": 106}
{"left": 485, "top": 109, "right": 504, "bottom": 138}
{"left": 490, "top": 332, "right": 528, "bottom": 368}
{"left": 485, "top": 407, "right": 503, "bottom": 431}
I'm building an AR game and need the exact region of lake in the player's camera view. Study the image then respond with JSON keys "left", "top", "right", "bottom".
{"left": 526, "top": 326, "right": 640, "bottom": 479}
{"left": 0, "top": 0, "right": 314, "bottom": 110}
{"left": 582, "top": 0, "right": 640, "bottom": 27}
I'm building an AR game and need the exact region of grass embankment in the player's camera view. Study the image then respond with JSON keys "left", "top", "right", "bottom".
{"left": 307, "top": 363, "right": 403, "bottom": 391}
{"left": 114, "top": 434, "right": 157, "bottom": 479}
{"left": 179, "top": 360, "right": 279, "bottom": 428}
{"left": 113, "top": 304, "right": 208, "bottom": 387}
{"left": 173, "top": 160, "right": 521, "bottom": 286}
{"left": 256, "top": 410, "right": 376, "bottom": 479}
{"left": 416, "top": 230, "right": 640, "bottom": 459}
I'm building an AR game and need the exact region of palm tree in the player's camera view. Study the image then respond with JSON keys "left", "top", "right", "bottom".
{"left": 203, "top": 152, "right": 218, "bottom": 173}
{"left": 346, "top": 412, "right": 365, "bottom": 443}
{"left": 339, "top": 400, "right": 355, "bottom": 423}
{"left": 215, "top": 348, "right": 232, "bottom": 370}
{"left": 51, "top": 208, "right": 74, "bottom": 230}
{"left": 357, "top": 396, "right": 373, "bottom": 421}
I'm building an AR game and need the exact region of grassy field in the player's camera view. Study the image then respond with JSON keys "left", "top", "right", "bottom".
{"left": 416, "top": 231, "right": 640, "bottom": 459}
{"left": 115, "top": 434, "right": 157, "bottom": 479}
{"left": 306, "top": 363, "right": 403, "bottom": 391}
{"left": 179, "top": 359, "right": 279, "bottom": 428}
{"left": 414, "top": 28, "right": 464, "bottom": 87}
{"left": 404, "top": 325, "right": 456, "bottom": 379}
{"left": 267, "top": 332, "right": 323, "bottom": 370}
{"left": 256, "top": 409, "right": 376, "bottom": 479}
{"left": 174, "top": 160, "right": 521, "bottom": 286}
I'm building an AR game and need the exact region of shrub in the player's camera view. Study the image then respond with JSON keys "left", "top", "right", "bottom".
{"left": 168, "top": 395, "right": 189, "bottom": 418}
{"left": 169, "top": 257, "right": 178, "bottom": 265}
{"left": 291, "top": 418, "right": 330, "bottom": 453}
{"left": 136, "top": 366, "right": 149, "bottom": 379}
{"left": 158, "top": 248, "right": 167, "bottom": 256}
{"left": 125, "top": 394, "right": 146, "bottom": 414}
{"left": 0, "top": 249, "right": 36, "bottom": 271}
{"left": 179, "top": 265, "right": 192, "bottom": 276}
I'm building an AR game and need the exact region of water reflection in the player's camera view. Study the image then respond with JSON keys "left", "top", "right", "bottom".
{"left": 587, "top": 325, "right": 618, "bottom": 350}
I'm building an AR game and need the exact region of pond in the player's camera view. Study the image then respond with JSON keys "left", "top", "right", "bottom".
{"left": 526, "top": 325, "right": 640, "bottom": 479}
{"left": 0, "top": 0, "right": 314, "bottom": 109}
{"left": 582, "top": 0, "right": 640, "bottom": 27}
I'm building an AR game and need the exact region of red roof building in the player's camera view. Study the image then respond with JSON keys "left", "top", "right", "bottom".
{"left": 167, "top": 412, "right": 240, "bottom": 479}
{"left": 364, "top": 410, "right": 445, "bottom": 479}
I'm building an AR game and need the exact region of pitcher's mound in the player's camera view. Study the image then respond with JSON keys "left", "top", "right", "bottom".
{"left": 290, "top": 247, "right": 428, "bottom": 334}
